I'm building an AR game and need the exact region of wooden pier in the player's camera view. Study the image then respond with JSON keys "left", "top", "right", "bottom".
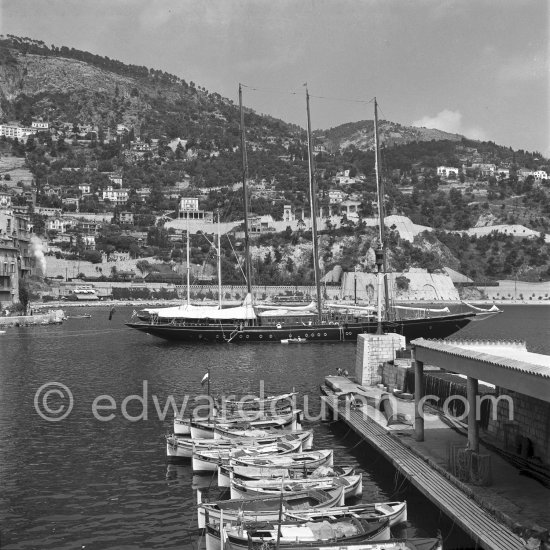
{"left": 321, "top": 383, "right": 527, "bottom": 550}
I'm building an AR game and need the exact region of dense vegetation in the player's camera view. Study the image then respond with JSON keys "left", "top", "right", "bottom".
{"left": 1, "top": 35, "right": 549, "bottom": 285}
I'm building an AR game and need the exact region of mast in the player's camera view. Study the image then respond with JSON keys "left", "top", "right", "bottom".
{"left": 238, "top": 84, "right": 253, "bottom": 297}
{"left": 305, "top": 87, "right": 323, "bottom": 323}
{"left": 217, "top": 210, "right": 222, "bottom": 308}
{"left": 373, "top": 97, "right": 390, "bottom": 331}
{"left": 186, "top": 215, "right": 190, "bottom": 306}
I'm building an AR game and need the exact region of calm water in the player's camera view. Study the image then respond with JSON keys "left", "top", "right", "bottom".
{"left": 0, "top": 305, "right": 548, "bottom": 549}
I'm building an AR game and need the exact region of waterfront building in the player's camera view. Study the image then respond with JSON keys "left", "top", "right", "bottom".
{"left": 0, "top": 242, "right": 19, "bottom": 308}
{"left": 0, "top": 210, "right": 34, "bottom": 306}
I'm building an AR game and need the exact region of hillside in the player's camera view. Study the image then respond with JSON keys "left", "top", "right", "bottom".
{"left": 316, "top": 120, "right": 463, "bottom": 153}
{"left": 0, "top": 36, "right": 302, "bottom": 144}
{"left": 0, "top": 35, "right": 548, "bottom": 285}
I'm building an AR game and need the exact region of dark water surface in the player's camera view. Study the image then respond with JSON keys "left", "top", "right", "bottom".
{"left": 0, "top": 305, "right": 548, "bottom": 549}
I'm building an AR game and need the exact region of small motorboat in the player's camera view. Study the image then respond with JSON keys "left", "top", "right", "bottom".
{"left": 281, "top": 337, "right": 307, "bottom": 344}
{"left": 67, "top": 314, "right": 92, "bottom": 319}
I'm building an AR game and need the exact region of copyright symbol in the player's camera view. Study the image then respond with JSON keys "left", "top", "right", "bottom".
{"left": 34, "top": 382, "right": 74, "bottom": 422}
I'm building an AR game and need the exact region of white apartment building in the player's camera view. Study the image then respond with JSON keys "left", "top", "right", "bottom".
{"left": 0, "top": 124, "right": 34, "bottom": 140}
{"left": 108, "top": 174, "right": 123, "bottom": 186}
{"left": 177, "top": 197, "right": 212, "bottom": 221}
{"left": 47, "top": 217, "right": 75, "bottom": 234}
{"left": 437, "top": 166, "right": 459, "bottom": 178}
{"left": 102, "top": 187, "right": 129, "bottom": 204}
{"left": 31, "top": 121, "right": 50, "bottom": 132}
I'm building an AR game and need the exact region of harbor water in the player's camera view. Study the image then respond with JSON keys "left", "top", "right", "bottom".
{"left": 0, "top": 305, "right": 548, "bottom": 549}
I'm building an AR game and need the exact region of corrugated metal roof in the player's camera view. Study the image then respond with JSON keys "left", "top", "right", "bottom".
{"left": 412, "top": 338, "right": 550, "bottom": 379}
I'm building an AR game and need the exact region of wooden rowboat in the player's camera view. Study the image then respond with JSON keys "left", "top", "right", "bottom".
{"left": 197, "top": 486, "right": 345, "bottom": 528}
{"left": 166, "top": 431, "right": 312, "bottom": 460}
{"left": 205, "top": 516, "right": 391, "bottom": 550}
{"left": 285, "top": 501, "right": 408, "bottom": 528}
{"left": 230, "top": 472, "right": 363, "bottom": 501}
{"left": 193, "top": 438, "right": 303, "bottom": 473}
{"left": 217, "top": 463, "right": 353, "bottom": 488}
{"left": 228, "top": 449, "right": 333, "bottom": 472}
{"left": 214, "top": 426, "right": 313, "bottom": 450}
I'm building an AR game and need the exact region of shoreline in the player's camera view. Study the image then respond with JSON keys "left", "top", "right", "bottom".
{"left": 32, "top": 298, "right": 550, "bottom": 310}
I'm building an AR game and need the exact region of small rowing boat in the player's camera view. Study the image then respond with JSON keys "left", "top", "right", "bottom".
{"left": 213, "top": 425, "right": 311, "bottom": 449}
{"left": 166, "top": 430, "right": 312, "bottom": 460}
{"left": 192, "top": 438, "right": 303, "bottom": 473}
{"left": 189, "top": 410, "right": 302, "bottom": 439}
{"left": 218, "top": 463, "right": 354, "bottom": 488}
{"left": 285, "top": 501, "right": 408, "bottom": 527}
{"left": 228, "top": 449, "right": 333, "bottom": 473}
{"left": 281, "top": 337, "right": 307, "bottom": 344}
{"left": 197, "top": 486, "right": 345, "bottom": 528}
{"left": 205, "top": 515, "right": 391, "bottom": 550}
{"left": 230, "top": 471, "right": 363, "bottom": 500}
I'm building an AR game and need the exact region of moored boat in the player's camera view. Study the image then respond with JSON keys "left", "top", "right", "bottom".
{"left": 220, "top": 391, "right": 297, "bottom": 410}
{"left": 281, "top": 337, "right": 307, "bottom": 344}
{"left": 127, "top": 90, "right": 499, "bottom": 346}
{"left": 189, "top": 410, "right": 302, "bottom": 439}
{"left": 205, "top": 515, "right": 391, "bottom": 550}
{"left": 228, "top": 449, "right": 333, "bottom": 472}
{"left": 213, "top": 426, "right": 313, "bottom": 449}
{"left": 192, "top": 438, "right": 303, "bottom": 473}
{"left": 167, "top": 430, "right": 312, "bottom": 460}
{"left": 218, "top": 463, "right": 354, "bottom": 488}
{"left": 197, "top": 486, "right": 345, "bottom": 528}
{"left": 230, "top": 471, "right": 363, "bottom": 501}
{"left": 285, "top": 501, "right": 408, "bottom": 528}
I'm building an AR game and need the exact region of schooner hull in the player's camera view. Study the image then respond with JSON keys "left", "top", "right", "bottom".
{"left": 126, "top": 312, "right": 475, "bottom": 343}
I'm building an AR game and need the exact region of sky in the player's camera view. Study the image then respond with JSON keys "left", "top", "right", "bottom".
{"left": 1, "top": 0, "right": 549, "bottom": 156}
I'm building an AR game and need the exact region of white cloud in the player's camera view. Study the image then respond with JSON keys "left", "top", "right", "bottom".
{"left": 412, "top": 109, "right": 487, "bottom": 140}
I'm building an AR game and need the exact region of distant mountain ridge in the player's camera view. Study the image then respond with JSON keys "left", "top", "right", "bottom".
{"left": 0, "top": 35, "right": 300, "bottom": 143}
{"left": 316, "top": 120, "right": 464, "bottom": 153}
{"left": 0, "top": 35, "right": 465, "bottom": 152}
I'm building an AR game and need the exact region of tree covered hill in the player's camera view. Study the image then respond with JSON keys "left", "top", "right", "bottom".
{"left": 0, "top": 35, "right": 302, "bottom": 145}
{"left": 1, "top": 36, "right": 549, "bottom": 284}
{"left": 316, "top": 119, "right": 463, "bottom": 153}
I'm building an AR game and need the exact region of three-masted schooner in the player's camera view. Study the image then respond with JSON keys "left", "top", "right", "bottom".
{"left": 127, "top": 87, "right": 498, "bottom": 343}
